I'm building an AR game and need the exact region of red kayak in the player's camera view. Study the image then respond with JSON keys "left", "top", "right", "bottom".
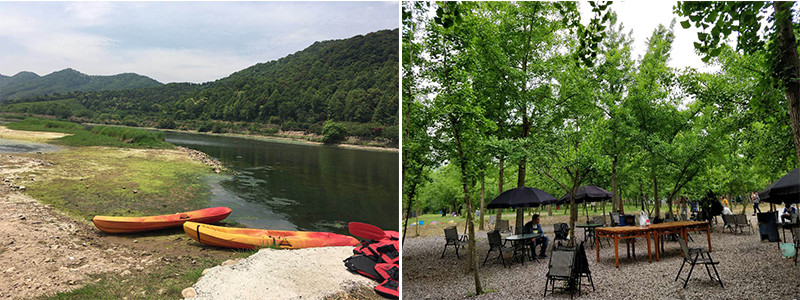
{"left": 92, "top": 207, "right": 232, "bottom": 233}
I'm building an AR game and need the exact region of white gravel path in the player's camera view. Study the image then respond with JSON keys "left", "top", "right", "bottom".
{"left": 403, "top": 216, "right": 800, "bottom": 299}
{"left": 190, "top": 246, "right": 373, "bottom": 300}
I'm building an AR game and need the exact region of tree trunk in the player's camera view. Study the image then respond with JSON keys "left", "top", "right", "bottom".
{"left": 515, "top": 155, "right": 526, "bottom": 234}
{"left": 480, "top": 173, "right": 485, "bottom": 230}
{"left": 495, "top": 157, "right": 504, "bottom": 224}
{"left": 612, "top": 151, "right": 621, "bottom": 213}
{"left": 774, "top": 1, "right": 800, "bottom": 167}
{"left": 569, "top": 188, "right": 579, "bottom": 246}
{"left": 449, "top": 116, "right": 482, "bottom": 295}
{"left": 653, "top": 172, "right": 660, "bottom": 220}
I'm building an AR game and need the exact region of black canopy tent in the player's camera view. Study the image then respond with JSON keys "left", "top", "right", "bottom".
{"left": 488, "top": 187, "right": 558, "bottom": 209}
{"left": 558, "top": 186, "right": 614, "bottom": 222}
{"left": 761, "top": 168, "right": 800, "bottom": 205}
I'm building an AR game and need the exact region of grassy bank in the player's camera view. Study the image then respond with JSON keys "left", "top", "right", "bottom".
{"left": 21, "top": 147, "right": 211, "bottom": 220}
{"left": 5, "top": 117, "right": 172, "bottom": 149}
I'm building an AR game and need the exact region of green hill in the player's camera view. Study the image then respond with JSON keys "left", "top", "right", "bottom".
{"left": 0, "top": 68, "right": 162, "bottom": 101}
{"left": 1, "top": 29, "right": 399, "bottom": 145}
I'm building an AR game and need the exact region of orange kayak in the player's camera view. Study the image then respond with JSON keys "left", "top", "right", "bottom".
{"left": 183, "top": 221, "right": 360, "bottom": 249}
{"left": 92, "top": 207, "right": 232, "bottom": 233}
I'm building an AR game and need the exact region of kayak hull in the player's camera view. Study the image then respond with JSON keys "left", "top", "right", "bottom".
{"left": 92, "top": 207, "right": 232, "bottom": 233}
{"left": 183, "top": 221, "right": 360, "bottom": 249}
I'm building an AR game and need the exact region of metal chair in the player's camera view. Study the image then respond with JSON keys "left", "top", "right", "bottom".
{"left": 733, "top": 214, "right": 753, "bottom": 234}
{"left": 574, "top": 241, "right": 594, "bottom": 295}
{"left": 495, "top": 219, "right": 513, "bottom": 234}
{"left": 441, "top": 226, "right": 467, "bottom": 259}
{"left": 553, "top": 223, "right": 569, "bottom": 247}
{"left": 543, "top": 246, "right": 578, "bottom": 298}
{"left": 675, "top": 238, "right": 723, "bottom": 288}
{"left": 483, "top": 230, "right": 513, "bottom": 267}
{"left": 721, "top": 214, "right": 735, "bottom": 233}
{"left": 609, "top": 212, "right": 621, "bottom": 226}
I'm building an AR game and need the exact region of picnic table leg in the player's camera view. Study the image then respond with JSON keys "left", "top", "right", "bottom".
{"left": 595, "top": 233, "right": 600, "bottom": 262}
{"left": 614, "top": 236, "right": 619, "bottom": 268}
{"left": 626, "top": 239, "right": 631, "bottom": 258}
{"left": 706, "top": 226, "right": 712, "bottom": 252}
{"left": 646, "top": 233, "right": 652, "bottom": 263}
{"left": 654, "top": 232, "right": 659, "bottom": 262}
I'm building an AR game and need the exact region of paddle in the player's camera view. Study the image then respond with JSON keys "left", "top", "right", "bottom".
{"left": 349, "top": 222, "right": 386, "bottom": 241}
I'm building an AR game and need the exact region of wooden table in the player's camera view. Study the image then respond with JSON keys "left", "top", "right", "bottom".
{"left": 595, "top": 226, "right": 652, "bottom": 268}
{"left": 649, "top": 221, "right": 711, "bottom": 261}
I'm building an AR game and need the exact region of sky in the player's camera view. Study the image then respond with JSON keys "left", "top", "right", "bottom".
{"left": 0, "top": 1, "right": 398, "bottom": 83}
{"left": 579, "top": 1, "right": 717, "bottom": 73}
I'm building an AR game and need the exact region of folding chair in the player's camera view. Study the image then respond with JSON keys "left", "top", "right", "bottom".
{"left": 733, "top": 214, "right": 753, "bottom": 234}
{"left": 483, "top": 230, "right": 513, "bottom": 267}
{"left": 495, "top": 219, "right": 513, "bottom": 234}
{"left": 543, "top": 246, "right": 578, "bottom": 298}
{"left": 675, "top": 238, "right": 723, "bottom": 288}
{"left": 441, "top": 226, "right": 467, "bottom": 259}
{"left": 575, "top": 241, "right": 595, "bottom": 295}
{"left": 609, "top": 212, "right": 620, "bottom": 226}
{"left": 721, "top": 214, "right": 735, "bottom": 233}
{"left": 553, "top": 223, "right": 569, "bottom": 247}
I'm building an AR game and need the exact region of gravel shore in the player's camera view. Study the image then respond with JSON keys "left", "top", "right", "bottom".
{"left": 403, "top": 216, "right": 800, "bottom": 299}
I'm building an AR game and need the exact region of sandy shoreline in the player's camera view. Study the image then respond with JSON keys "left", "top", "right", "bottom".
{"left": 0, "top": 127, "right": 370, "bottom": 299}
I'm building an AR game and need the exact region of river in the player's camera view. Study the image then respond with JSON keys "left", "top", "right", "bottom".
{"left": 164, "top": 131, "right": 398, "bottom": 235}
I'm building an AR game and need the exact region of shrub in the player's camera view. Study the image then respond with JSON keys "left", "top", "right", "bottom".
{"left": 321, "top": 121, "right": 347, "bottom": 144}
{"left": 197, "top": 122, "right": 213, "bottom": 132}
{"left": 156, "top": 118, "right": 177, "bottom": 129}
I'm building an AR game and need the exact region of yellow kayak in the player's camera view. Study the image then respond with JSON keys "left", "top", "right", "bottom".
{"left": 183, "top": 221, "right": 360, "bottom": 249}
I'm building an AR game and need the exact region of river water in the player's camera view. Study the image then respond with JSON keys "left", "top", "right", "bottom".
{"left": 164, "top": 132, "right": 398, "bottom": 235}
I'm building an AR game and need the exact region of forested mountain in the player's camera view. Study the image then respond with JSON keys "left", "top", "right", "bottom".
{"left": 1, "top": 29, "right": 399, "bottom": 144}
{"left": 0, "top": 69, "right": 162, "bottom": 101}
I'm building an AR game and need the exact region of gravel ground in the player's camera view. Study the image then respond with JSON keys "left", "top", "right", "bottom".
{"left": 191, "top": 246, "right": 373, "bottom": 299}
{"left": 403, "top": 216, "right": 800, "bottom": 299}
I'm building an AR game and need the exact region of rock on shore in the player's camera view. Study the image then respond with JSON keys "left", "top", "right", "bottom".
{"left": 188, "top": 247, "right": 372, "bottom": 299}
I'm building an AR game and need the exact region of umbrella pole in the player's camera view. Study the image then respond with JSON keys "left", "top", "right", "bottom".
{"left": 584, "top": 201, "right": 589, "bottom": 222}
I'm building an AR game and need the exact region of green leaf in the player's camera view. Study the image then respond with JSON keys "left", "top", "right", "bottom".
{"left": 680, "top": 20, "right": 691, "bottom": 29}
{"left": 709, "top": 47, "right": 722, "bottom": 57}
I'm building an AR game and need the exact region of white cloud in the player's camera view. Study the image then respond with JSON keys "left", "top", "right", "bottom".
{"left": 0, "top": 2, "right": 398, "bottom": 83}
{"left": 65, "top": 2, "right": 113, "bottom": 26}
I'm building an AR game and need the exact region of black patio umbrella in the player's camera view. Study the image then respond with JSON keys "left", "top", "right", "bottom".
{"left": 487, "top": 187, "right": 558, "bottom": 209}
{"left": 557, "top": 185, "right": 614, "bottom": 222}
{"left": 557, "top": 185, "right": 614, "bottom": 204}
{"left": 761, "top": 168, "right": 800, "bottom": 205}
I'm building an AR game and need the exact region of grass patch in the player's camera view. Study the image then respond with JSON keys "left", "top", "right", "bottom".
{"left": 21, "top": 147, "right": 211, "bottom": 221}
{"left": 6, "top": 117, "right": 173, "bottom": 148}
{"left": 5, "top": 117, "right": 86, "bottom": 133}
{"left": 43, "top": 257, "right": 224, "bottom": 300}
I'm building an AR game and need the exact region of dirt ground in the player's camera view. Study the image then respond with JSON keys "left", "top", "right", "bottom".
{"left": 0, "top": 153, "right": 236, "bottom": 299}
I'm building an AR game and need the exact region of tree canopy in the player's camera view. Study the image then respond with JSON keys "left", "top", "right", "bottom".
{"left": 403, "top": 2, "right": 798, "bottom": 295}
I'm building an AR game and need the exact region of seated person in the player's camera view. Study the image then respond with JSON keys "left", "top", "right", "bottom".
{"left": 722, "top": 206, "right": 733, "bottom": 215}
{"left": 523, "top": 214, "right": 549, "bottom": 259}
{"left": 781, "top": 203, "right": 797, "bottom": 223}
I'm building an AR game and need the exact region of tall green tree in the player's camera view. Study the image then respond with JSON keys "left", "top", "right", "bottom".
{"left": 676, "top": 1, "right": 800, "bottom": 167}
